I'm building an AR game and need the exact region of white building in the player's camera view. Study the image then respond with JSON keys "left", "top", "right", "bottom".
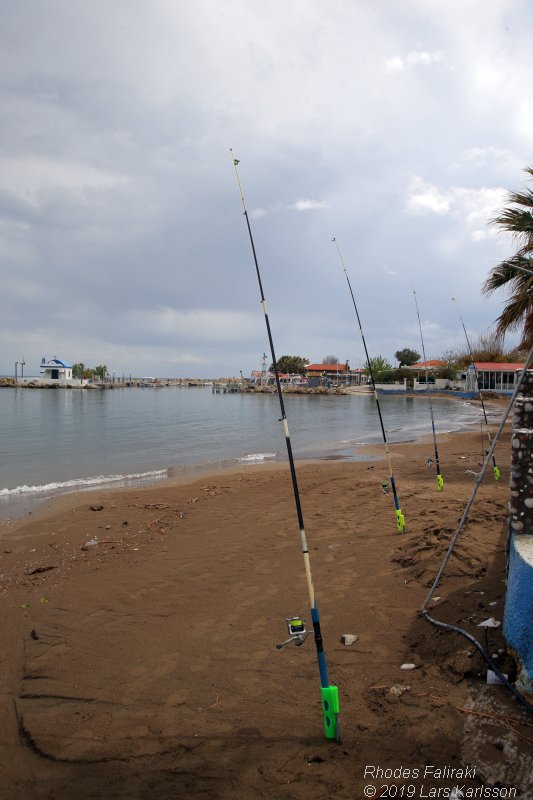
{"left": 40, "top": 357, "right": 73, "bottom": 381}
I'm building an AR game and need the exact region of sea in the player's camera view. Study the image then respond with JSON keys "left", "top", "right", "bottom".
{"left": 0, "top": 385, "right": 494, "bottom": 521}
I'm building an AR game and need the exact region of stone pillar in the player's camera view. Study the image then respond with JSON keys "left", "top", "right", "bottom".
{"left": 504, "top": 370, "right": 533, "bottom": 700}
{"left": 509, "top": 373, "right": 533, "bottom": 535}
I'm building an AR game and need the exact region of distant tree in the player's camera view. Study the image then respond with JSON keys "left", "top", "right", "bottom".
{"left": 321, "top": 355, "right": 340, "bottom": 364}
{"left": 72, "top": 363, "right": 84, "bottom": 379}
{"left": 441, "top": 333, "right": 522, "bottom": 370}
{"left": 365, "top": 355, "right": 394, "bottom": 382}
{"left": 94, "top": 364, "right": 108, "bottom": 380}
{"left": 395, "top": 348, "right": 420, "bottom": 367}
{"left": 270, "top": 356, "right": 308, "bottom": 375}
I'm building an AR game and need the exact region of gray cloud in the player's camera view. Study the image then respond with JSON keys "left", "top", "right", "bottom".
{"left": 0, "top": 0, "right": 530, "bottom": 377}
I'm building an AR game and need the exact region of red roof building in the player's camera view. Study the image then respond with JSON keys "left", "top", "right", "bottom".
{"left": 465, "top": 362, "right": 525, "bottom": 392}
{"left": 406, "top": 359, "right": 446, "bottom": 371}
{"left": 473, "top": 362, "right": 525, "bottom": 372}
{"left": 306, "top": 363, "right": 348, "bottom": 375}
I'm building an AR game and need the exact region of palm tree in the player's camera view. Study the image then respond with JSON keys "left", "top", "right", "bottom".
{"left": 483, "top": 166, "right": 533, "bottom": 349}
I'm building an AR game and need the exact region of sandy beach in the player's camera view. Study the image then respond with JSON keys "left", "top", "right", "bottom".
{"left": 1, "top": 425, "right": 532, "bottom": 799}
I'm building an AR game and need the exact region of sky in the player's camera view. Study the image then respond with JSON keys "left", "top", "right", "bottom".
{"left": 1, "top": 0, "right": 532, "bottom": 378}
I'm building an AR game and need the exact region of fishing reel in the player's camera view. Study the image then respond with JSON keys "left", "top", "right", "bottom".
{"left": 276, "top": 616, "right": 310, "bottom": 649}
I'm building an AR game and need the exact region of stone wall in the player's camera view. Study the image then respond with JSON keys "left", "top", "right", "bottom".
{"left": 503, "top": 370, "right": 533, "bottom": 700}
{"left": 509, "top": 370, "right": 533, "bottom": 535}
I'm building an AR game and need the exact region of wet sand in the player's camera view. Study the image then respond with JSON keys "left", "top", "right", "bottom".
{"left": 1, "top": 427, "right": 532, "bottom": 799}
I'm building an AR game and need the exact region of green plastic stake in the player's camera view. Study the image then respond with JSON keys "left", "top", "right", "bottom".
{"left": 321, "top": 685, "right": 340, "bottom": 740}
{"left": 437, "top": 474, "right": 444, "bottom": 491}
{"left": 493, "top": 466, "right": 501, "bottom": 481}
{"left": 396, "top": 509, "right": 405, "bottom": 533}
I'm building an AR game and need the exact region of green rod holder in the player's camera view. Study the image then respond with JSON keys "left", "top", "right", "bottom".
{"left": 396, "top": 509, "right": 405, "bottom": 533}
{"left": 321, "top": 685, "right": 340, "bottom": 740}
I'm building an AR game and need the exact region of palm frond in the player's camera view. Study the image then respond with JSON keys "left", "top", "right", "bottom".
{"left": 505, "top": 189, "right": 533, "bottom": 209}
{"left": 492, "top": 207, "right": 533, "bottom": 233}
{"left": 484, "top": 166, "right": 533, "bottom": 345}
{"left": 483, "top": 256, "right": 533, "bottom": 295}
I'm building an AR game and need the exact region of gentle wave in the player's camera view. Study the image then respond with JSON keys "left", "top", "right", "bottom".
{"left": 0, "top": 469, "right": 168, "bottom": 497}
{"left": 237, "top": 452, "right": 277, "bottom": 462}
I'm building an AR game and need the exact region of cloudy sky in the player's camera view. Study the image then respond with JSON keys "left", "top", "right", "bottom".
{"left": 2, "top": 0, "right": 532, "bottom": 378}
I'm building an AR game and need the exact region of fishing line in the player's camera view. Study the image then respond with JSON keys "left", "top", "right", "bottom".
{"left": 230, "top": 151, "right": 340, "bottom": 741}
{"left": 452, "top": 298, "right": 500, "bottom": 480}
{"left": 421, "top": 344, "right": 533, "bottom": 713}
{"left": 332, "top": 237, "right": 405, "bottom": 533}
{"left": 412, "top": 284, "right": 444, "bottom": 491}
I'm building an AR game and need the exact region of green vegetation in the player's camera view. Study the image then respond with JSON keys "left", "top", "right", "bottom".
{"left": 394, "top": 348, "right": 420, "bottom": 367}
{"left": 483, "top": 165, "right": 533, "bottom": 349}
{"left": 271, "top": 356, "right": 308, "bottom": 374}
{"left": 365, "top": 355, "right": 394, "bottom": 383}
{"left": 72, "top": 363, "right": 108, "bottom": 380}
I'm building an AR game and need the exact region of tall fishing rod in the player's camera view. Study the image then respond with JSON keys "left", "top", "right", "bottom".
{"left": 332, "top": 237, "right": 405, "bottom": 533}
{"left": 452, "top": 297, "right": 501, "bottom": 481}
{"left": 230, "top": 151, "right": 340, "bottom": 741}
{"left": 412, "top": 285, "right": 443, "bottom": 491}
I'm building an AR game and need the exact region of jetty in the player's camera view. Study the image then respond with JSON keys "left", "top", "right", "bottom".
{"left": 212, "top": 382, "right": 242, "bottom": 394}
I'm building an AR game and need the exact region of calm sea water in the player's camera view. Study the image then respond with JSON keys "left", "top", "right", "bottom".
{"left": 0, "top": 386, "right": 490, "bottom": 520}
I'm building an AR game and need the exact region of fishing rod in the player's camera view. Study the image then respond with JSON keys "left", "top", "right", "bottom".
{"left": 230, "top": 151, "right": 340, "bottom": 742}
{"left": 332, "top": 237, "right": 405, "bottom": 533}
{"left": 412, "top": 285, "right": 444, "bottom": 491}
{"left": 452, "top": 298, "right": 500, "bottom": 480}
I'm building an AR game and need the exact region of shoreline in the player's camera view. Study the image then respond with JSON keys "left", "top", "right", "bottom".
{"left": 0, "top": 394, "right": 507, "bottom": 526}
{"left": 1, "top": 425, "right": 531, "bottom": 797}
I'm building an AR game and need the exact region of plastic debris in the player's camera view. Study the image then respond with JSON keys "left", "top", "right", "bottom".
{"left": 390, "top": 684, "right": 411, "bottom": 696}
{"left": 341, "top": 634, "right": 358, "bottom": 646}
{"left": 81, "top": 537, "right": 99, "bottom": 551}
{"left": 477, "top": 617, "right": 500, "bottom": 628}
{"left": 487, "top": 670, "right": 508, "bottom": 685}
{"left": 400, "top": 663, "right": 417, "bottom": 670}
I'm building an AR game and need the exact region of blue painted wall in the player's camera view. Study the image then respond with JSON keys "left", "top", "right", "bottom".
{"left": 503, "top": 534, "right": 533, "bottom": 697}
